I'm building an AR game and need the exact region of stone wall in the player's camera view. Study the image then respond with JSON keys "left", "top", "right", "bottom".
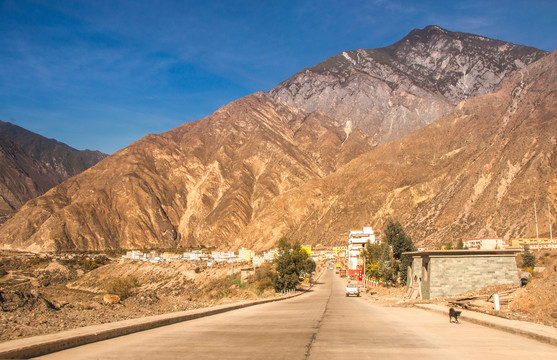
{"left": 405, "top": 250, "right": 521, "bottom": 300}
{"left": 427, "top": 254, "right": 518, "bottom": 299}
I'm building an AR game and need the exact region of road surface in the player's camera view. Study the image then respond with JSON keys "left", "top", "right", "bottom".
{"left": 40, "top": 268, "right": 557, "bottom": 359}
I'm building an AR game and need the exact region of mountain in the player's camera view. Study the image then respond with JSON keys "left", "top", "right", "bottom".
{"left": 269, "top": 25, "right": 547, "bottom": 145}
{"left": 0, "top": 95, "right": 373, "bottom": 252}
{"left": 0, "top": 134, "right": 60, "bottom": 221}
{"left": 0, "top": 27, "right": 553, "bottom": 252}
{"left": 237, "top": 50, "right": 557, "bottom": 249}
{"left": 0, "top": 121, "right": 106, "bottom": 178}
{"left": 0, "top": 121, "right": 107, "bottom": 220}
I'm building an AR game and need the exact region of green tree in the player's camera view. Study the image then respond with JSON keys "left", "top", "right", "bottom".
{"left": 364, "top": 240, "right": 394, "bottom": 283}
{"left": 456, "top": 239, "right": 464, "bottom": 249}
{"left": 383, "top": 219, "right": 416, "bottom": 285}
{"left": 384, "top": 220, "right": 416, "bottom": 260}
{"left": 273, "top": 237, "right": 316, "bottom": 292}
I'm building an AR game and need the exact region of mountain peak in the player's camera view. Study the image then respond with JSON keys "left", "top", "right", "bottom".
{"left": 270, "top": 26, "right": 547, "bottom": 145}
{"left": 406, "top": 25, "right": 449, "bottom": 39}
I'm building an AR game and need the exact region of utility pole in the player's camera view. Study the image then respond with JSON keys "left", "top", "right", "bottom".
{"left": 549, "top": 203, "right": 553, "bottom": 242}
{"left": 362, "top": 251, "right": 366, "bottom": 290}
{"left": 535, "top": 200, "right": 540, "bottom": 251}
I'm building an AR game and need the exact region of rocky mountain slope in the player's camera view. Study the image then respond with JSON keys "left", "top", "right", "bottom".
{"left": 0, "top": 134, "right": 60, "bottom": 221}
{"left": 0, "top": 95, "right": 373, "bottom": 251}
{"left": 236, "top": 50, "right": 557, "bottom": 249}
{"left": 269, "top": 25, "right": 547, "bottom": 145}
{"left": 0, "top": 121, "right": 106, "bottom": 179}
{"left": 0, "top": 27, "right": 553, "bottom": 252}
{"left": 0, "top": 121, "right": 107, "bottom": 220}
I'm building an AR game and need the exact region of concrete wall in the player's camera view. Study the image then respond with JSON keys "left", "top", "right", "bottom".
{"left": 407, "top": 256, "right": 423, "bottom": 288}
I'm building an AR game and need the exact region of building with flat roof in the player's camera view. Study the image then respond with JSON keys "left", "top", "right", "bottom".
{"left": 511, "top": 238, "right": 557, "bottom": 250}
{"left": 239, "top": 248, "right": 255, "bottom": 262}
{"left": 347, "top": 227, "right": 378, "bottom": 270}
{"left": 404, "top": 249, "right": 521, "bottom": 300}
{"left": 463, "top": 238, "right": 504, "bottom": 250}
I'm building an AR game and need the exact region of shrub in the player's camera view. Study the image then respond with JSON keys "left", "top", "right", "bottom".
{"left": 522, "top": 250, "right": 536, "bottom": 269}
{"left": 28, "top": 257, "right": 51, "bottom": 265}
{"left": 255, "top": 277, "right": 274, "bottom": 293}
{"left": 251, "top": 263, "right": 275, "bottom": 293}
{"left": 207, "top": 276, "right": 240, "bottom": 299}
{"left": 105, "top": 276, "right": 139, "bottom": 299}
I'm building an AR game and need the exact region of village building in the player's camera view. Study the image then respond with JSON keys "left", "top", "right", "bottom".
{"left": 239, "top": 248, "right": 255, "bottom": 262}
{"left": 211, "top": 251, "right": 236, "bottom": 262}
{"left": 124, "top": 250, "right": 143, "bottom": 260}
{"left": 333, "top": 245, "right": 347, "bottom": 258}
{"left": 463, "top": 238, "right": 505, "bottom": 250}
{"left": 301, "top": 245, "right": 312, "bottom": 256}
{"left": 511, "top": 238, "right": 557, "bottom": 250}
{"left": 263, "top": 249, "right": 278, "bottom": 262}
{"left": 347, "top": 227, "right": 377, "bottom": 270}
{"left": 252, "top": 255, "right": 263, "bottom": 267}
{"left": 404, "top": 249, "right": 521, "bottom": 300}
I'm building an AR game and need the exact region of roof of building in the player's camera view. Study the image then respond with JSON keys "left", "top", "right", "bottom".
{"left": 403, "top": 249, "right": 521, "bottom": 257}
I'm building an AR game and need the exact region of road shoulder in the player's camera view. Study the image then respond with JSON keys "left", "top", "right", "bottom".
{"left": 414, "top": 303, "right": 557, "bottom": 347}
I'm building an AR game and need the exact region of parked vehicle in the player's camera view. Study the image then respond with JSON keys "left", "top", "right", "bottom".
{"left": 345, "top": 283, "right": 360, "bottom": 297}
{"left": 339, "top": 269, "right": 347, "bottom": 277}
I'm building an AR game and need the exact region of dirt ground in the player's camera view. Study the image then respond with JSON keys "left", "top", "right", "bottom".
{"left": 0, "top": 253, "right": 284, "bottom": 342}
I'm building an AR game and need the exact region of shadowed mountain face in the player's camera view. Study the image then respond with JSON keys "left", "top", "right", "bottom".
{"left": 0, "top": 134, "right": 60, "bottom": 219}
{"left": 0, "top": 121, "right": 106, "bottom": 220}
{"left": 0, "top": 27, "right": 554, "bottom": 252}
{"left": 269, "top": 25, "right": 547, "bottom": 145}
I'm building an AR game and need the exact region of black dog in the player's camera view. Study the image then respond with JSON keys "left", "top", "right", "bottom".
{"left": 449, "top": 307, "right": 461, "bottom": 323}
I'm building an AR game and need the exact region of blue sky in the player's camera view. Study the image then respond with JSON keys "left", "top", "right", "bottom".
{"left": 1, "top": 0, "right": 556, "bottom": 154}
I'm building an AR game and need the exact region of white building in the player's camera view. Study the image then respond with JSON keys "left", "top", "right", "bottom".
{"left": 211, "top": 251, "right": 235, "bottom": 261}
{"left": 347, "top": 227, "right": 377, "bottom": 270}
{"left": 124, "top": 250, "right": 144, "bottom": 260}
{"left": 252, "top": 255, "right": 264, "bottom": 267}
{"left": 239, "top": 248, "right": 255, "bottom": 262}
{"left": 263, "top": 249, "right": 278, "bottom": 262}
{"left": 463, "top": 238, "right": 504, "bottom": 250}
{"left": 183, "top": 250, "right": 205, "bottom": 261}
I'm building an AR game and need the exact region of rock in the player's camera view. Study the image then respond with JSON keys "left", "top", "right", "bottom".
{"left": 103, "top": 294, "right": 120, "bottom": 304}
{"left": 270, "top": 25, "right": 547, "bottom": 145}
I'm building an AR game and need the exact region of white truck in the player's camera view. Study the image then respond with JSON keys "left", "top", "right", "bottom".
{"left": 345, "top": 283, "right": 360, "bottom": 297}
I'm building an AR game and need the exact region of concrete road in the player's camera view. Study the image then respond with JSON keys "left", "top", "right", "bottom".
{"left": 39, "top": 269, "right": 557, "bottom": 359}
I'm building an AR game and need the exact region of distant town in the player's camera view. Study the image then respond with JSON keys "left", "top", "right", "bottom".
{"left": 110, "top": 227, "right": 556, "bottom": 270}
{"left": 19, "top": 227, "right": 554, "bottom": 273}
